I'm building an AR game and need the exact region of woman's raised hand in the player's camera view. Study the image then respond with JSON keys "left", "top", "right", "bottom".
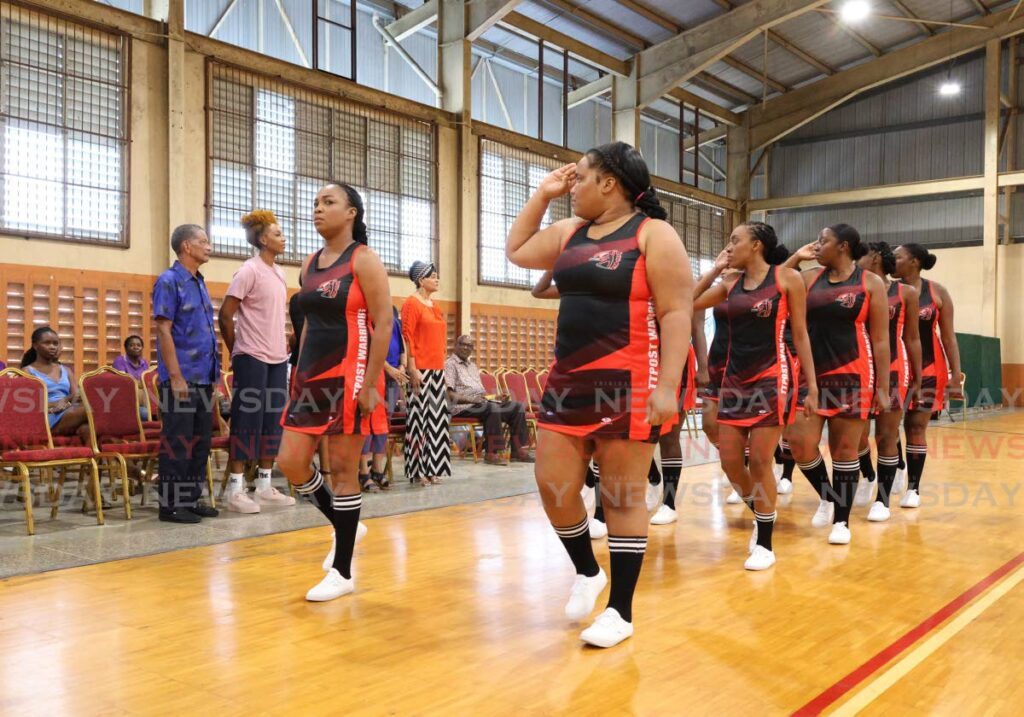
{"left": 537, "top": 163, "right": 577, "bottom": 201}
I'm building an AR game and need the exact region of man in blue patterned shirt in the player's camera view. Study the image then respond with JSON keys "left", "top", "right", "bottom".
{"left": 153, "top": 224, "right": 221, "bottom": 523}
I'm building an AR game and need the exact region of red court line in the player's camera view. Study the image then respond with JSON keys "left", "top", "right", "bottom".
{"left": 792, "top": 550, "right": 1024, "bottom": 716}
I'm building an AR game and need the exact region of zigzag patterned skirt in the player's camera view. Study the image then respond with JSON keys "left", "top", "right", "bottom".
{"left": 403, "top": 369, "right": 451, "bottom": 479}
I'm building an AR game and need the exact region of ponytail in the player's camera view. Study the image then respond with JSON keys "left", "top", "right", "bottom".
{"left": 328, "top": 181, "right": 368, "bottom": 245}
{"left": 902, "top": 242, "right": 937, "bottom": 270}
{"left": 867, "top": 241, "right": 896, "bottom": 275}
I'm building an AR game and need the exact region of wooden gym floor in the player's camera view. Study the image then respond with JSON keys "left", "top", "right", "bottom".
{"left": 1, "top": 412, "right": 1022, "bottom": 715}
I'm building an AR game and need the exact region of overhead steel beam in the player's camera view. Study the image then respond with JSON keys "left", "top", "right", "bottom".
{"left": 566, "top": 73, "right": 612, "bottom": 108}
{"left": 668, "top": 88, "right": 741, "bottom": 126}
{"left": 683, "top": 124, "right": 728, "bottom": 151}
{"left": 467, "top": 0, "right": 522, "bottom": 41}
{"left": 386, "top": 0, "right": 438, "bottom": 42}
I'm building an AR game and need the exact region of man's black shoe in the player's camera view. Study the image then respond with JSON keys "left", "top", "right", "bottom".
{"left": 189, "top": 502, "right": 219, "bottom": 518}
{"left": 159, "top": 509, "right": 201, "bottom": 524}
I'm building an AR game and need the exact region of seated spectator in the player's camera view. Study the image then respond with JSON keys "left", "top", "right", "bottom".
{"left": 20, "top": 326, "right": 90, "bottom": 441}
{"left": 360, "top": 305, "right": 408, "bottom": 492}
{"left": 444, "top": 334, "right": 534, "bottom": 465}
{"left": 112, "top": 335, "right": 149, "bottom": 381}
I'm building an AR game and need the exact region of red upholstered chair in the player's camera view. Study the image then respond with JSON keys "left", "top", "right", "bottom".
{"left": 140, "top": 367, "right": 162, "bottom": 439}
{"left": 502, "top": 371, "right": 538, "bottom": 445}
{"left": 80, "top": 367, "right": 163, "bottom": 517}
{"left": 524, "top": 368, "right": 543, "bottom": 408}
{"left": 479, "top": 370, "right": 499, "bottom": 398}
{"left": 0, "top": 368, "right": 103, "bottom": 534}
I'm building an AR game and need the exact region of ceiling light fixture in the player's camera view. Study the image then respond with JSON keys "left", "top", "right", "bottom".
{"left": 938, "top": 80, "right": 961, "bottom": 96}
{"left": 839, "top": 0, "right": 871, "bottom": 23}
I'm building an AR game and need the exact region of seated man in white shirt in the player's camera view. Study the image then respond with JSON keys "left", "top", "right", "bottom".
{"left": 444, "top": 335, "right": 534, "bottom": 465}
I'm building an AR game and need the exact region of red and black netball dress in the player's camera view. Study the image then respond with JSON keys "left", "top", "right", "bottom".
{"left": 680, "top": 344, "right": 698, "bottom": 412}
{"left": 282, "top": 243, "right": 387, "bottom": 436}
{"left": 912, "top": 278, "right": 949, "bottom": 412}
{"left": 539, "top": 213, "right": 677, "bottom": 443}
{"left": 717, "top": 267, "right": 793, "bottom": 427}
{"left": 699, "top": 301, "right": 729, "bottom": 402}
{"left": 886, "top": 281, "right": 910, "bottom": 410}
{"left": 801, "top": 266, "right": 874, "bottom": 419}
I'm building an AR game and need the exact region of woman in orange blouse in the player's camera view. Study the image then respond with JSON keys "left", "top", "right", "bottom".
{"left": 401, "top": 260, "right": 451, "bottom": 486}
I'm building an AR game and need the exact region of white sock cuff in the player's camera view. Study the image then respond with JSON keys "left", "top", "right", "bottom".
{"left": 608, "top": 536, "right": 647, "bottom": 553}
{"left": 798, "top": 454, "right": 823, "bottom": 471}
{"left": 554, "top": 517, "right": 589, "bottom": 538}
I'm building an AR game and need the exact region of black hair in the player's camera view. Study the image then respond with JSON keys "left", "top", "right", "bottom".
{"left": 123, "top": 334, "right": 143, "bottom": 351}
{"left": 901, "top": 242, "right": 937, "bottom": 270}
{"left": 170, "top": 224, "right": 205, "bottom": 255}
{"left": 742, "top": 221, "right": 789, "bottom": 265}
{"left": 827, "top": 223, "right": 868, "bottom": 260}
{"left": 327, "top": 181, "right": 368, "bottom": 245}
{"left": 21, "top": 326, "right": 57, "bottom": 367}
{"left": 586, "top": 142, "right": 668, "bottom": 221}
{"left": 867, "top": 241, "right": 896, "bottom": 275}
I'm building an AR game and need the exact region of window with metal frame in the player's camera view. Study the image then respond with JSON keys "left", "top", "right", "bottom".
{"left": 659, "top": 189, "right": 728, "bottom": 280}
{"left": 479, "top": 139, "right": 571, "bottom": 289}
{"left": 207, "top": 62, "right": 437, "bottom": 271}
{"left": 0, "top": 3, "right": 128, "bottom": 245}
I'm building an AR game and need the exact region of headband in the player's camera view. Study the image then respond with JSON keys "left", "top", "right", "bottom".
{"left": 411, "top": 261, "right": 436, "bottom": 285}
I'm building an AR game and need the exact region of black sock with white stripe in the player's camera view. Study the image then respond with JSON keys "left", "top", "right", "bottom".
{"left": 897, "top": 438, "right": 906, "bottom": 470}
{"left": 331, "top": 493, "right": 362, "bottom": 579}
{"left": 647, "top": 458, "right": 661, "bottom": 486}
{"left": 906, "top": 443, "right": 927, "bottom": 492}
{"left": 294, "top": 469, "right": 334, "bottom": 523}
{"left": 661, "top": 457, "right": 683, "bottom": 510}
{"left": 831, "top": 459, "right": 860, "bottom": 524}
{"left": 876, "top": 454, "right": 899, "bottom": 507}
{"left": 780, "top": 440, "right": 795, "bottom": 480}
{"left": 743, "top": 446, "right": 750, "bottom": 467}
{"left": 553, "top": 517, "right": 600, "bottom": 578}
{"left": 858, "top": 446, "right": 876, "bottom": 482}
{"left": 607, "top": 535, "right": 646, "bottom": 622}
{"left": 798, "top": 454, "right": 830, "bottom": 500}
{"left": 592, "top": 463, "right": 605, "bottom": 524}
{"left": 755, "top": 510, "right": 776, "bottom": 551}
{"left": 584, "top": 462, "right": 596, "bottom": 489}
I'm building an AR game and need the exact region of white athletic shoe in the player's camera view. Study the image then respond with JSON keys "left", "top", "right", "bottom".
{"left": 225, "top": 490, "right": 261, "bottom": 514}
{"left": 580, "top": 607, "right": 633, "bottom": 648}
{"left": 892, "top": 468, "right": 906, "bottom": 495}
{"left": 900, "top": 489, "right": 921, "bottom": 509}
{"left": 748, "top": 520, "right": 758, "bottom": 554}
{"left": 867, "top": 501, "right": 891, "bottom": 522}
{"left": 773, "top": 463, "right": 783, "bottom": 480}
{"left": 564, "top": 568, "right": 608, "bottom": 621}
{"left": 777, "top": 477, "right": 794, "bottom": 495}
{"left": 645, "top": 479, "right": 663, "bottom": 513}
{"left": 854, "top": 479, "right": 874, "bottom": 507}
{"left": 650, "top": 505, "right": 677, "bottom": 525}
{"left": 811, "top": 500, "right": 834, "bottom": 528}
{"left": 589, "top": 519, "right": 608, "bottom": 540}
{"left": 581, "top": 485, "right": 596, "bottom": 517}
{"left": 726, "top": 488, "right": 743, "bottom": 505}
{"left": 305, "top": 568, "right": 354, "bottom": 602}
{"left": 828, "top": 521, "right": 851, "bottom": 545}
{"left": 744, "top": 545, "right": 776, "bottom": 571}
{"left": 322, "top": 522, "right": 368, "bottom": 572}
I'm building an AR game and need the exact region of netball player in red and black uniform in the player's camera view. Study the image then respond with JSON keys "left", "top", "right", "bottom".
{"left": 784, "top": 225, "right": 889, "bottom": 545}
{"left": 507, "top": 142, "right": 692, "bottom": 648}
{"left": 276, "top": 182, "right": 392, "bottom": 602}
{"left": 894, "top": 243, "right": 962, "bottom": 509}
{"left": 693, "top": 223, "right": 817, "bottom": 569}
{"left": 857, "top": 242, "right": 922, "bottom": 521}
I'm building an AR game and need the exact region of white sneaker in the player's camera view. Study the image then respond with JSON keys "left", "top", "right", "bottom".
{"left": 748, "top": 520, "right": 758, "bottom": 554}
{"left": 254, "top": 485, "right": 296, "bottom": 506}
{"left": 744, "top": 545, "right": 776, "bottom": 571}
{"left": 225, "top": 490, "right": 261, "bottom": 514}
{"left": 828, "top": 521, "right": 851, "bottom": 545}
{"left": 811, "top": 500, "right": 833, "bottom": 528}
{"left": 305, "top": 568, "right": 354, "bottom": 602}
{"left": 867, "top": 501, "right": 891, "bottom": 522}
{"left": 900, "top": 489, "right": 921, "bottom": 509}
{"left": 893, "top": 468, "right": 906, "bottom": 495}
{"left": 581, "top": 485, "right": 596, "bottom": 517}
{"left": 645, "top": 479, "right": 663, "bottom": 513}
{"left": 854, "top": 479, "right": 873, "bottom": 507}
{"left": 773, "top": 463, "right": 783, "bottom": 479}
{"left": 777, "top": 477, "right": 793, "bottom": 495}
{"left": 726, "top": 489, "right": 742, "bottom": 505}
{"left": 321, "top": 522, "right": 368, "bottom": 572}
{"left": 580, "top": 607, "right": 633, "bottom": 648}
{"left": 564, "top": 568, "right": 608, "bottom": 621}
{"left": 589, "top": 519, "right": 608, "bottom": 540}
{"left": 650, "top": 504, "right": 677, "bottom": 525}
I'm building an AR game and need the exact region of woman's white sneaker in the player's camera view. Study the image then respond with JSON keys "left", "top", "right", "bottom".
{"left": 777, "top": 477, "right": 793, "bottom": 495}
{"left": 900, "top": 489, "right": 921, "bottom": 508}
{"left": 867, "top": 501, "right": 891, "bottom": 522}
{"left": 828, "top": 522, "right": 851, "bottom": 545}
{"left": 580, "top": 608, "right": 633, "bottom": 648}
{"left": 748, "top": 520, "right": 758, "bottom": 554}
{"left": 650, "top": 505, "right": 677, "bottom": 525}
{"left": 305, "top": 569, "right": 354, "bottom": 602}
{"left": 854, "top": 479, "right": 873, "bottom": 507}
{"left": 645, "top": 479, "right": 663, "bottom": 513}
{"left": 744, "top": 545, "right": 776, "bottom": 571}
{"left": 564, "top": 569, "right": 607, "bottom": 621}
{"left": 589, "top": 519, "right": 608, "bottom": 540}
{"left": 321, "top": 522, "right": 368, "bottom": 571}
{"left": 811, "top": 499, "right": 834, "bottom": 528}
{"left": 726, "top": 489, "right": 742, "bottom": 505}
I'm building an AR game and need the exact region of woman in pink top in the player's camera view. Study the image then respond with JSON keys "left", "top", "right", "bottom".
{"left": 218, "top": 209, "right": 295, "bottom": 514}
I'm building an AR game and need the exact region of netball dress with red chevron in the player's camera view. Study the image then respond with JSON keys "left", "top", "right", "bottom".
{"left": 886, "top": 281, "right": 911, "bottom": 410}
{"left": 912, "top": 278, "right": 949, "bottom": 412}
{"left": 699, "top": 300, "right": 729, "bottom": 402}
{"left": 539, "top": 213, "right": 677, "bottom": 443}
{"left": 717, "top": 266, "right": 793, "bottom": 427}
{"left": 802, "top": 266, "right": 874, "bottom": 419}
{"left": 283, "top": 242, "right": 386, "bottom": 436}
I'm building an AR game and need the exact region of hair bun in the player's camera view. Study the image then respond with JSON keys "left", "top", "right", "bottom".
{"left": 767, "top": 244, "right": 790, "bottom": 265}
{"left": 922, "top": 252, "right": 937, "bottom": 270}
{"left": 241, "top": 209, "right": 277, "bottom": 229}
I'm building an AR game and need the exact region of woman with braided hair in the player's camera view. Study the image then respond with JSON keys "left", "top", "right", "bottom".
{"left": 507, "top": 141, "right": 693, "bottom": 648}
